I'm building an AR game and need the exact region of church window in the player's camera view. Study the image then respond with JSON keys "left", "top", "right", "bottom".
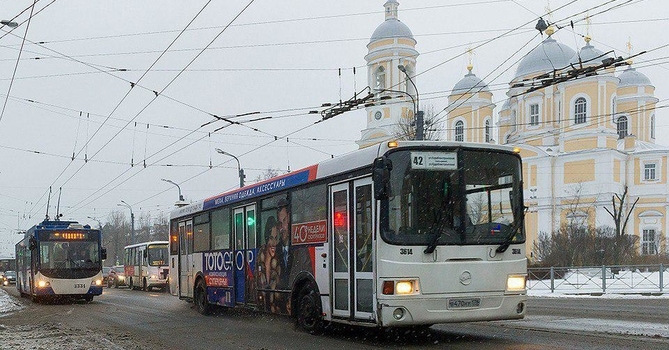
{"left": 529, "top": 104, "right": 540, "bottom": 126}
{"left": 454, "top": 120, "right": 464, "bottom": 142}
{"left": 642, "top": 229, "right": 657, "bottom": 255}
{"left": 375, "top": 66, "right": 386, "bottom": 90}
{"left": 651, "top": 114, "right": 655, "bottom": 139}
{"left": 644, "top": 163, "right": 657, "bottom": 181}
{"left": 485, "top": 119, "right": 491, "bottom": 142}
{"left": 574, "top": 97, "right": 587, "bottom": 124}
{"left": 616, "top": 116, "right": 628, "bottom": 139}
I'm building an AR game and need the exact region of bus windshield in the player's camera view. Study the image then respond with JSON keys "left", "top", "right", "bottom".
{"left": 147, "top": 244, "right": 168, "bottom": 266}
{"left": 382, "top": 149, "right": 524, "bottom": 246}
{"left": 39, "top": 240, "right": 101, "bottom": 272}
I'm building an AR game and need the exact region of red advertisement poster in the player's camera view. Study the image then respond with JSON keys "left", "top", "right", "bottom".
{"left": 291, "top": 220, "right": 327, "bottom": 245}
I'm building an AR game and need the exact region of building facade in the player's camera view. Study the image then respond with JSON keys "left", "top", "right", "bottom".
{"left": 360, "top": 3, "right": 666, "bottom": 260}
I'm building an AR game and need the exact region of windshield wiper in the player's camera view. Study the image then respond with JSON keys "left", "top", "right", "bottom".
{"left": 424, "top": 211, "right": 452, "bottom": 254}
{"left": 495, "top": 209, "right": 525, "bottom": 253}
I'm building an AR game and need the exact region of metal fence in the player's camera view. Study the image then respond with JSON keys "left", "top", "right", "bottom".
{"left": 527, "top": 264, "right": 667, "bottom": 294}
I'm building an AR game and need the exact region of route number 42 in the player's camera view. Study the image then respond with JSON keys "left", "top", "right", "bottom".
{"left": 412, "top": 155, "right": 424, "bottom": 166}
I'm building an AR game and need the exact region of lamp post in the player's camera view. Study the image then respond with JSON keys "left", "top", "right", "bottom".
{"left": 398, "top": 64, "right": 424, "bottom": 141}
{"left": 216, "top": 148, "right": 245, "bottom": 188}
{"left": 161, "top": 178, "right": 187, "bottom": 207}
{"left": 87, "top": 216, "right": 103, "bottom": 232}
{"left": 118, "top": 201, "right": 135, "bottom": 245}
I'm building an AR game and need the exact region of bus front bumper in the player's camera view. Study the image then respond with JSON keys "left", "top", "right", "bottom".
{"left": 377, "top": 294, "right": 526, "bottom": 327}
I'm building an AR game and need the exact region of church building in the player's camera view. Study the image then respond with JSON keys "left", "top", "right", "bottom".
{"left": 359, "top": 1, "right": 667, "bottom": 260}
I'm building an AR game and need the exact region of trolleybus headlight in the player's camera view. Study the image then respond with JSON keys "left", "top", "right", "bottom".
{"left": 506, "top": 275, "right": 526, "bottom": 292}
{"left": 94, "top": 279, "right": 103, "bottom": 286}
{"left": 37, "top": 280, "right": 50, "bottom": 288}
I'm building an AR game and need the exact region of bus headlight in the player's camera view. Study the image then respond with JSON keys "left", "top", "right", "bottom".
{"left": 506, "top": 275, "right": 526, "bottom": 292}
{"left": 396, "top": 281, "right": 415, "bottom": 295}
{"left": 150, "top": 275, "right": 158, "bottom": 280}
{"left": 37, "top": 280, "right": 50, "bottom": 288}
{"left": 118, "top": 276, "right": 125, "bottom": 281}
{"left": 93, "top": 279, "right": 103, "bottom": 286}
{"left": 382, "top": 280, "right": 418, "bottom": 295}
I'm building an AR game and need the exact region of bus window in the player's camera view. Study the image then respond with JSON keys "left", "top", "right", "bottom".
{"left": 194, "top": 212, "right": 211, "bottom": 252}
{"left": 211, "top": 208, "right": 230, "bottom": 250}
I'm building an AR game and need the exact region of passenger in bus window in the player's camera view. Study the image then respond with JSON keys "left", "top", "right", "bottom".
{"left": 276, "top": 199, "right": 291, "bottom": 289}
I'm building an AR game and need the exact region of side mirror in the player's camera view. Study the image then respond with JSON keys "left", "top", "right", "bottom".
{"left": 101, "top": 248, "right": 108, "bottom": 260}
{"left": 372, "top": 156, "right": 392, "bottom": 200}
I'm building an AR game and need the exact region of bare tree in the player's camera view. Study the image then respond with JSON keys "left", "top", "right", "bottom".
{"left": 254, "top": 168, "right": 280, "bottom": 183}
{"left": 604, "top": 186, "right": 639, "bottom": 264}
{"left": 393, "top": 104, "right": 440, "bottom": 141}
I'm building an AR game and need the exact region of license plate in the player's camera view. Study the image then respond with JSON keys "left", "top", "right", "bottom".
{"left": 74, "top": 283, "right": 86, "bottom": 289}
{"left": 448, "top": 298, "right": 481, "bottom": 309}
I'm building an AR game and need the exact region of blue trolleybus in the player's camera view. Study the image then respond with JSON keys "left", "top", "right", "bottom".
{"left": 169, "top": 141, "right": 527, "bottom": 332}
{"left": 16, "top": 219, "right": 107, "bottom": 302}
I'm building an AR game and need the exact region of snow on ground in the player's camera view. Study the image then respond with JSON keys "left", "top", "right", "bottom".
{"left": 0, "top": 287, "right": 23, "bottom": 315}
{"left": 506, "top": 315, "right": 669, "bottom": 339}
{"left": 0, "top": 288, "right": 144, "bottom": 349}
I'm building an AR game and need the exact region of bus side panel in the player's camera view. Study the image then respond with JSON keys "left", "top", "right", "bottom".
{"left": 201, "top": 249, "right": 234, "bottom": 306}
{"left": 314, "top": 244, "right": 331, "bottom": 319}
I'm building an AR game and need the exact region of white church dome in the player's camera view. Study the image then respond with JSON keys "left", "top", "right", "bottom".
{"left": 569, "top": 42, "right": 612, "bottom": 67}
{"left": 452, "top": 71, "right": 490, "bottom": 94}
{"left": 514, "top": 37, "right": 576, "bottom": 80}
{"left": 618, "top": 66, "right": 652, "bottom": 87}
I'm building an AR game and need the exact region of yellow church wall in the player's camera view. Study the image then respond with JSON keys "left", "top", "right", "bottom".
{"left": 522, "top": 163, "right": 528, "bottom": 189}
{"left": 397, "top": 38, "right": 415, "bottom": 46}
{"left": 517, "top": 148, "right": 538, "bottom": 159}
{"left": 526, "top": 139, "right": 542, "bottom": 147}
{"left": 559, "top": 203, "right": 596, "bottom": 228}
{"left": 636, "top": 197, "right": 667, "bottom": 204}
{"left": 524, "top": 211, "right": 538, "bottom": 256}
{"left": 563, "top": 159, "right": 596, "bottom": 183}
{"left": 367, "top": 39, "right": 395, "bottom": 50}
{"left": 564, "top": 138, "right": 597, "bottom": 152}
{"left": 617, "top": 86, "right": 638, "bottom": 96}
{"left": 613, "top": 159, "right": 620, "bottom": 182}
{"left": 606, "top": 136, "right": 618, "bottom": 149}
{"left": 530, "top": 165, "right": 537, "bottom": 187}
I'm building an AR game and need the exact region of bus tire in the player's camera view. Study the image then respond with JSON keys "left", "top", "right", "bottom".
{"left": 296, "top": 285, "right": 323, "bottom": 334}
{"left": 84, "top": 295, "right": 93, "bottom": 302}
{"left": 195, "top": 280, "right": 212, "bottom": 316}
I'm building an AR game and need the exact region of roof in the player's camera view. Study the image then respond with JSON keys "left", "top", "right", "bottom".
{"left": 514, "top": 37, "right": 576, "bottom": 80}
{"left": 451, "top": 71, "right": 490, "bottom": 94}
{"left": 369, "top": 18, "right": 414, "bottom": 43}
{"left": 569, "top": 42, "right": 612, "bottom": 67}
{"left": 618, "top": 66, "right": 652, "bottom": 87}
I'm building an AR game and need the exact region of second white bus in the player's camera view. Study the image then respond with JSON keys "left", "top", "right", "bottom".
{"left": 124, "top": 241, "right": 169, "bottom": 291}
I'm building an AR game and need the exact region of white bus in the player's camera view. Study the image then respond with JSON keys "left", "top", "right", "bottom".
{"left": 123, "top": 241, "right": 169, "bottom": 291}
{"left": 169, "top": 141, "right": 527, "bottom": 332}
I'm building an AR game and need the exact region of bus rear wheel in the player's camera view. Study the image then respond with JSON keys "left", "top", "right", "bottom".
{"left": 296, "top": 285, "right": 323, "bottom": 334}
{"left": 195, "top": 280, "right": 212, "bottom": 315}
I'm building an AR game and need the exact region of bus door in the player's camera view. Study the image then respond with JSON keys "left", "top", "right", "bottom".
{"left": 179, "top": 220, "right": 194, "bottom": 298}
{"left": 233, "top": 204, "right": 256, "bottom": 305}
{"left": 330, "top": 178, "right": 375, "bottom": 321}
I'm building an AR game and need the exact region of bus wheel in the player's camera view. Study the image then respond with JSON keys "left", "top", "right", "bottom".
{"left": 84, "top": 295, "right": 93, "bottom": 302}
{"left": 296, "top": 285, "right": 323, "bottom": 334}
{"left": 195, "top": 280, "right": 212, "bottom": 316}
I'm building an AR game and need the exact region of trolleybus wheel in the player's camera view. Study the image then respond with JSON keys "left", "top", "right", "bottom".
{"left": 296, "top": 285, "right": 323, "bottom": 334}
{"left": 195, "top": 280, "right": 212, "bottom": 315}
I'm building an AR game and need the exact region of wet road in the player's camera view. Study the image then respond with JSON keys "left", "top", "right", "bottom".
{"left": 2, "top": 286, "right": 668, "bottom": 349}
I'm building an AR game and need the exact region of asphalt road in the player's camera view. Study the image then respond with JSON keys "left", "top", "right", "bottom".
{"left": 1, "top": 286, "right": 668, "bottom": 350}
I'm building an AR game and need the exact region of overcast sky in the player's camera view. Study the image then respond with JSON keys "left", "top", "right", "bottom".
{"left": 0, "top": 0, "right": 667, "bottom": 256}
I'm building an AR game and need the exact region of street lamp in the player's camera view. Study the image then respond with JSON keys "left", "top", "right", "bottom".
{"left": 161, "top": 178, "right": 185, "bottom": 202}
{"left": 118, "top": 200, "right": 135, "bottom": 245}
{"left": 215, "top": 148, "right": 245, "bottom": 188}
{"left": 398, "top": 64, "right": 424, "bottom": 141}
{"left": 87, "top": 216, "right": 103, "bottom": 231}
